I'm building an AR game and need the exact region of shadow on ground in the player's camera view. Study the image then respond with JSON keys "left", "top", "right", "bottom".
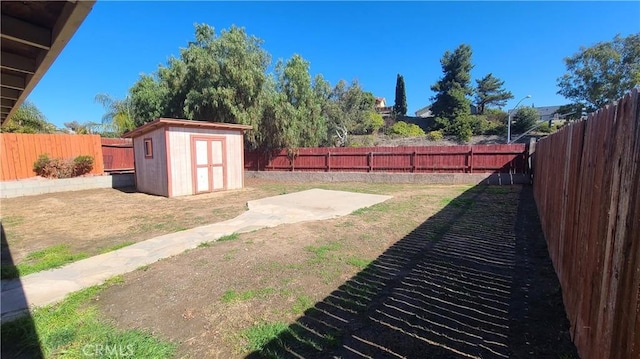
{"left": 1, "top": 223, "right": 44, "bottom": 358}
{"left": 247, "top": 185, "right": 578, "bottom": 358}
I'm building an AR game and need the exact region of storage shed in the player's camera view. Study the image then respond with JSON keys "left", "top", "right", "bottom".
{"left": 123, "top": 118, "right": 252, "bottom": 197}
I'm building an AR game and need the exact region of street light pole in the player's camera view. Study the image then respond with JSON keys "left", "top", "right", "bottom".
{"left": 507, "top": 95, "right": 532, "bottom": 144}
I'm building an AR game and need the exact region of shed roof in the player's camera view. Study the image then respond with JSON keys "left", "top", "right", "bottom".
{"left": 123, "top": 118, "right": 253, "bottom": 138}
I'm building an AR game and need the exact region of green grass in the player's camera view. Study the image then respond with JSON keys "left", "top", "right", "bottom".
{"left": 0, "top": 276, "right": 175, "bottom": 358}
{"left": 241, "top": 322, "right": 288, "bottom": 352}
{"left": 350, "top": 203, "right": 389, "bottom": 215}
{"left": 304, "top": 242, "right": 341, "bottom": 263}
{"left": 1, "top": 215, "right": 24, "bottom": 226}
{"left": 221, "top": 287, "right": 276, "bottom": 303}
{"left": 99, "top": 241, "right": 135, "bottom": 254}
{"left": 1, "top": 245, "right": 88, "bottom": 280}
{"left": 197, "top": 241, "right": 212, "bottom": 248}
{"left": 218, "top": 233, "right": 239, "bottom": 242}
{"left": 487, "top": 186, "right": 512, "bottom": 194}
{"left": 291, "top": 295, "right": 314, "bottom": 315}
{"left": 347, "top": 256, "right": 372, "bottom": 269}
{"left": 440, "top": 197, "right": 474, "bottom": 208}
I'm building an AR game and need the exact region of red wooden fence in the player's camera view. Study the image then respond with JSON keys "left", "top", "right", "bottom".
{"left": 245, "top": 144, "right": 528, "bottom": 174}
{"left": 0, "top": 133, "right": 104, "bottom": 181}
{"left": 101, "top": 138, "right": 134, "bottom": 172}
{"left": 533, "top": 89, "right": 639, "bottom": 359}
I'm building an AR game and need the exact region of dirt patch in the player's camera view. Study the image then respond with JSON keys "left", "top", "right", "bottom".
{"left": 1, "top": 179, "right": 308, "bottom": 264}
{"left": 92, "top": 184, "right": 577, "bottom": 358}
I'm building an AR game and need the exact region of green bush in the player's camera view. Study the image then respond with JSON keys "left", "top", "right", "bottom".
{"left": 389, "top": 121, "right": 425, "bottom": 137}
{"left": 366, "top": 111, "right": 384, "bottom": 134}
{"left": 468, "top": 115, "right": 506, "bottom": 136}
{"left": 449, "top": 116, "right": 473, "bottom": 143}
{"left": 33, "top": 154, "right": 94, "bottom": 178}
{"left": 33, "top": 154, "right": 51, "bottom": 176}
{"left": 484, "top": 121, "right": 507, "bottom": 136}
{"left": 73, "top": 155, "right": 94, "bottom": 176}
{"left": 469, "top": 115, "right": 491, "bottom": 135}
{"left": 512, "top": 107, "right": 539, "bottom": 133}
{"left": 427, "top": 130, "right": 444, "bottom": 141}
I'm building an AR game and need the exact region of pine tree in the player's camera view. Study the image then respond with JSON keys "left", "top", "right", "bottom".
{"left": 474, "top": 73, "right": 513, "bottom": 114}
{"left": 394, "top": 74, "right": 407, "bottom": 116}
{"left": 431, "top": 44, "right": 473, "bottom": 141}
{"left": 430, "top": 44, "right": 474, "bottom": 130}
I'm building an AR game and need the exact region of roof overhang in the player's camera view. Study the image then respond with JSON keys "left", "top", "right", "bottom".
{"left": 1, "top": 0, "right": 96, "bottom": 124}
{"left": 122, "top": 118, "right": 254, "bottom": 138}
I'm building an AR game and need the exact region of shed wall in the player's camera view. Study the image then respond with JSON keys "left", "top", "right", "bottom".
{"left": 133, "top": 127, "right": 168, "bottom": 196}
{"left": 167, "top": 127, "right": 244, "bottom": 197}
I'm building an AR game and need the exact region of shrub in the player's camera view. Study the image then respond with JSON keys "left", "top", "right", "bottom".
{"left": 512, "top": 107, "right": 539, "bottom": 133}
{"left": 449, "top": 115, "right": 473, "bottom": 143}
{"left": 469, "top": 115, "right": 491, "bottom": 135}
{"left": 73, "top": 155, "right": 94, "bottom": 176}
{"left": 33, "top": 154, "right": 94, "bottom": 178}
{"left": 484, "top": 121, "right": 507, "bottom": 136}
{"left": 389, "top": 121, "right": 425, "bottom": 137}
{"left": 33, "top": 154, "right": 51, "bottom": 176}
{"left": 33, "top": 154, "right": 72, "bottom": 178}
{"left": 427, "top": 130, "right": 444, "bottom": 141}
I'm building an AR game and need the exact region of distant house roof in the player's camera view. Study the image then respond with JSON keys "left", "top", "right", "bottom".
{"left": 123, "top": 118, "right": 253, "bottom": 138}
{"left": 415, "top": 105, "right": 432, "bottom": 117}
{"left": 414, "top": 104, "right": 479, "bottom": 117}
{"left": 535, "top": 106, "right": 562, "bottom": 117}
{"left": 375, "top": 97, "right": 387, "bottom": 108}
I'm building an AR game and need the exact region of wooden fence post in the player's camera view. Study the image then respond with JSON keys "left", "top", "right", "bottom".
{"left": 326, "top": 152, "right": 330, "bottom": 172}
{"left": 469, "top": 147, "right": 474, "bottom": 173}
{"left": 368, "top": 152, "right": 373, "bottom": 172}
{"left": 411, "top": 151, "right": 416, "bottom": 173}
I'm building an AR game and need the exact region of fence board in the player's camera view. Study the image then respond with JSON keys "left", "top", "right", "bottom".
{"left": 100, "top": 138, "right": 134, "bottom": 172}
{"left": 246, "top": 144, "right": 527, "bottom": 174}
{"left": 533, "top": 89, "right": 640, "bottom": 359}
{"left": 0, "top": 133, "right": 105, "bottom": 181}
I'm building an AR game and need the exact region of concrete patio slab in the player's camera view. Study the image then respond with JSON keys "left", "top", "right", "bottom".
{"left": 1, "top": 189, "right": 391, "bottom": 322}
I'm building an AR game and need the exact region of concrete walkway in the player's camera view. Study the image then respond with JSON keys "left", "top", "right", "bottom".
{"left": 1, "top": 189, "right": 391, "bottom": 322}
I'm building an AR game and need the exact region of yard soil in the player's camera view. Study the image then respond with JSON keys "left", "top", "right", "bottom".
{"left": 84, "top": 183, "right": 577, "bottom": 358}
{"left": 1, "top": 180, "right": 311, "bottom": 264}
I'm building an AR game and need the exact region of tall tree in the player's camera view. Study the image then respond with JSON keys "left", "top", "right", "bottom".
{"left": 394, "top": 74, "right": 407, "bottom": 116}
{"left": 430, "top": 44, "right": 474, "bottom": 130}
{"left": 62, "top": 121, "right": 103, "bottom": 135}
{"left": 260, "top": 54, "right": 326, "bottom": 152}
{"left": 474, "top": 73, "right": 513, "bottom": 114}
{"left": 95, "top": 93, "right": 135, "bottom": 135}
{"left": 322, "top": 79, "right": 376, "bottom": 146}
{"left": 128, "top": 24, "right": 270, "bottom": 147}
{"left": 557, "top": 33, "right": 640, "bottom": 111}
{"left": 1, "top": 101, "right": 57, "bottom": 133}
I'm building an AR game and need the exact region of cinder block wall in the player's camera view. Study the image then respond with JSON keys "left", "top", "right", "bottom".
{"left": 245, "top": 171, "right": 531, "bottom": 185}
{"left": 0, "top": 174, "right": 134, "bottom": 198}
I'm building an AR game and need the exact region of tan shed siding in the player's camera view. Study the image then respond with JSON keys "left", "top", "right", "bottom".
{"left": 167, "top": 127, "right": 194, "bottom": 197}
{"left": 224, "top": 131, "right": 244, "bottom": 190}
{"left": 167, "top": 127, "right": 244, "bottom": 196}
{"left": 133, "top": 127, "right": 168, "bottom": 196}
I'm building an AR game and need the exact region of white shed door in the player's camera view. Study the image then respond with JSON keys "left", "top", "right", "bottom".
{"left": 192, "top": 137, "right": 226, "bottom": 194}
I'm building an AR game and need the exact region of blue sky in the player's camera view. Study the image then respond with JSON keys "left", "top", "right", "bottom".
{"left": 27, "top": 1, "right": 640, "bottom": 129}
